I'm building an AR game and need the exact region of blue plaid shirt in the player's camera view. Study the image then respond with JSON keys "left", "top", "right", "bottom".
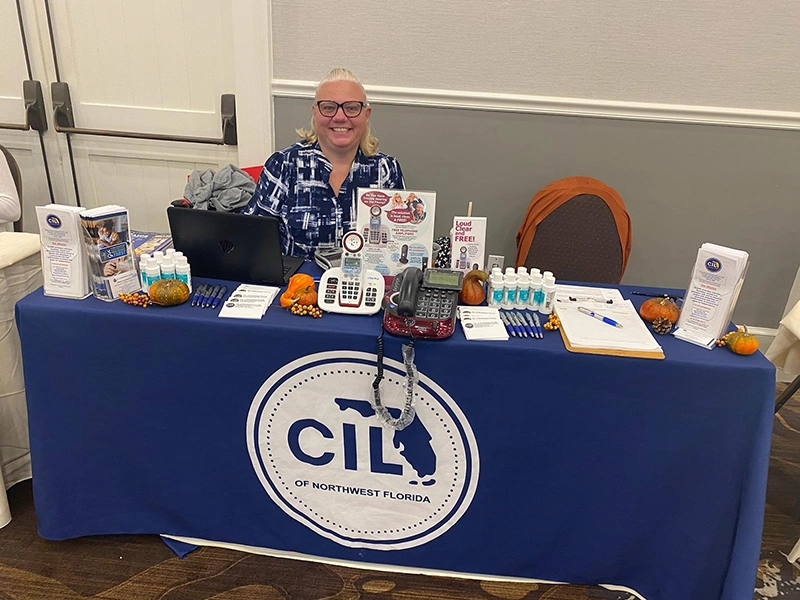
{"left": 242, "top": 142, "right": 405, "bottom": 259}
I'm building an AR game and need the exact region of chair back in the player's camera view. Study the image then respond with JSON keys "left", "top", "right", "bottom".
{"left": 0, "top": 144, "right": 22, "bottom": 232}
{"left": 242, "top": 165, "right": 263, "bottom": 183}
{"left": 516, "top": 176, "right": 632, "bottom": 284}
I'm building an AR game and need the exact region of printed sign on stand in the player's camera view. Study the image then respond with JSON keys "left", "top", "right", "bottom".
{"left": 355, "top": 189, "right": 436, "bottom": 276}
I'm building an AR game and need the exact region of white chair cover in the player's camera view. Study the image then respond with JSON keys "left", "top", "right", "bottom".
{"left": 766, "top": 267, "right": 800, "bottom": 377}
{"left": 0, "top": 232, "right": 41, "bottom": 527}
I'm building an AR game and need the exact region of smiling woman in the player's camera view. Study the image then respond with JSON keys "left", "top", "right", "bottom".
{"left": 241, "top": 68, "right": 406, "bottom": 259}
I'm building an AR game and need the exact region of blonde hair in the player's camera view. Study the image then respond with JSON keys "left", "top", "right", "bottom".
{"left": 296, "top": 68, "right": 379, "bottom": 156}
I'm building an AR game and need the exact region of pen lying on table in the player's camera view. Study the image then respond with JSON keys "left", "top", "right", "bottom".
{"left": 499, "top": 310, "right": 543, "bottom": 339}
{"left": 524, "top": 311, "right": 543, "bottom": 339}
{"left": 631, "top": 291, "right": 683, "bottom": 300}
{"left": 578, "top": 306, "right": 623, "bottom": 328}
{"left": 191, "top": 284, "right": 207, "bottom": 307}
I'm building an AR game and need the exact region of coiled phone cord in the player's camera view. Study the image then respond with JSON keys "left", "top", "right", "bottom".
{"left": 372, "top": 325, "right": 417, "bottom": 431}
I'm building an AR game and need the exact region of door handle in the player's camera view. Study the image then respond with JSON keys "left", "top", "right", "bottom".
{"left": 51, "top": 82, "right": 237, "bottom": 145}
{"left": 0, "top": 80, "right": 48, "bottom": 132}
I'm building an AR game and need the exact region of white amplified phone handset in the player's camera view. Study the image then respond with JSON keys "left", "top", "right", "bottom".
{"left": 318, "top": 231, "right": 385, "bottom": 315}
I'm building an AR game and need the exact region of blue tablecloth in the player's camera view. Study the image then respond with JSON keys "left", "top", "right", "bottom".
{"left": 15, "top": 276, "right": 775, "bottom": 600}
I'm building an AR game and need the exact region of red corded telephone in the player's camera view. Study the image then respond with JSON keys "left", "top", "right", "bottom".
{"left": 382, "top": 267, "right": 463, "bottom": 339}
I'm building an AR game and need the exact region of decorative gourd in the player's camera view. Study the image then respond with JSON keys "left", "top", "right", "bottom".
{"left": 280, "top": 273, "right": 317, "bottom": 308}
{"left": 725, "top": 326, "right": 759, "bottom": 355}
{"left": 639, "top": 296, "right": 681, "bottom": 324}
{"left": 458, "top": 269, "right": 488, "bottom": 305}
{"left": 148, "top": 278, "right": 190, "bottom": 306}
{"left": 294, "top": 285, "right": 318, "bottom": 306}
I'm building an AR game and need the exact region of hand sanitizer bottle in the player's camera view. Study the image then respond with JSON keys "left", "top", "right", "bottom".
{"left": 529, "top": 270, "right": 543, "bottom": 310}
{"left": 144, "top": 258, "right": 161, "bottom": 290}
{"left": 516, "top": 267, "right": 530, "bottom": 308}
{"left": 503, "top": 267, "right": 518, "bottom": 308}
{"left": 160, "top": 257, "right": 176, "bottom": 279}
{"left": 540, "top": 273, "right": 557, "bottom": 314}
{"left": 488, "top": 272, "right": 504, "bottom": 307}
{"left": 175, "top": 256, "right": 192, "bottom": 291}
{"left": 139, "top": 253, "right": 151, "bottom": 291}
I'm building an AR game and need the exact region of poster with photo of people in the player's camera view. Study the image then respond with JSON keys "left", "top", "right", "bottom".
{"left": 355, "top": 188, "right": 436, "bottom": 276}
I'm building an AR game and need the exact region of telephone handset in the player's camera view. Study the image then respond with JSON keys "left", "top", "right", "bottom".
{"left": 382, "top": 267, "right": 463, "bottom": 339}
{"left": 319, "top": 231, "right": 385, "bottom": 315}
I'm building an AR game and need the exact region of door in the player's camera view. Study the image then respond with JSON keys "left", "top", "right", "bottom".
{"left": 0, "top": 0, "right": 58, "bottom": 233}
{"left": 0, "top": 0, "right": 273, "bottom": 234}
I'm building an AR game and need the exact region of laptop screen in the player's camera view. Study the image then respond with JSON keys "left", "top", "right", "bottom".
{"left": 167, "top": 208, "right": 302, "bottom": 285}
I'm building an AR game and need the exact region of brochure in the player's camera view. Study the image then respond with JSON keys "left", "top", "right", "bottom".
{"left": 450, "top": 216, "right": 487, "bottom": 273}
{"left": 79, "top": 205, "right": 141, "bottom": 301}
{"left": 674, "top": 243, "right": 749, "bottom": 349}
{"left": 355, "top": 188, "right": 436, "bottom": 275}
{"left": 131, "top": 230, "right": 173, "bottom": 258}
{"left": 35, "top": 204, "right": 91, "bottom": 299}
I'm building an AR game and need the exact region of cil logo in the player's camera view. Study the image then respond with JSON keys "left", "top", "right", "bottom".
{"left": 705, "top": 257, "right": 722, "bottom": 272}
{"left": 247, "top": 351, "right": 480, "bottom": 550}
{"left": 46, "top": 214, "right": 62, "bottom": 228}
{"left": 219, "top": 239, "right": 235, "bottom": 253}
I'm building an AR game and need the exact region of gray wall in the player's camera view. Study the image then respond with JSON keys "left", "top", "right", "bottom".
{"left": 275, "top": 98, "right": 800, "bottom": 327}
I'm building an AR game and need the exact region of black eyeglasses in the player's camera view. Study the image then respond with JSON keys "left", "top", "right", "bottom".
{"left": 315, "top": 100, "right": 366, "bottom": 118}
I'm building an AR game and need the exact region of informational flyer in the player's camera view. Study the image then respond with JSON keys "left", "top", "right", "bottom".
{"left": 79, "top": 205, "right": 141, "bottom": 301}
{"left": 355, "top": 188, "right": 436, "bottom": 276}
{"left": 35, "top": 204, "right": 91, "bottom": 299}
{"left": 450, "top": 216, "right": 486, "bottom": 273}
{"left": 674, "top": 243, "right": 749, "bottom": 348}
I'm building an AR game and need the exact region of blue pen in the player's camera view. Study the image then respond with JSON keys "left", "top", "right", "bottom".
{"left": 504, "top": 311, "right": 524, "bottom": 337}
{"left": 198, "top": 285, "right": 210, "bottom": 308}
{"left": 524, "top": 312, "right": 541, "bottom": 339}
{"left": 578, "top": 306, "right": 623, "bottom": 328}
{"left": 204, "top": 285, "right": 221, "bottom": 308}
{"left": 532, "top": 313, "right": 543, "bottom": 338}
{"left": 515, "top": 312, "right": 535, "bottom": 338}
{"left": 191, "top": 284, "right": 206, "bottom": 307}
{"left": 199, "top": 285, "right": 213, "bottom": 308}
{"left": 515, "top": 311, "right": 532, "bottom": 338}
{"left": 528, "top": 312, "right": 543, "bottom": 339}
{"left": 498, "top": 311, "right": 516, "bottom": 337}
{"left": 511, "top": 312, "right": 533, "bottom": 337}
{"left": 511, "top": 312, "right": 529, "bottom": 337}
{"left": 211, "top": 286, "right": 228, "bottom": 309}
{"left": 523, "top": 312, "right": 536, "bottom": 338}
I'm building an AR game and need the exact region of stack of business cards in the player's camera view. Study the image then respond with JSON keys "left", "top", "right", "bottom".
{"left": 218, "top": 284, "right": 280, "bottom": 319}
{"left": 457, "top": 306, "right": 509, "bottom": 341}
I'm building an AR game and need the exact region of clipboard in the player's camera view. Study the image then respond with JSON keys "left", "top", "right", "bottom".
{"left": 558, "top": 325, "right": 665, "bottom": 359}
{"left": 554, "top": 298, "right": 665, "bottom": 360}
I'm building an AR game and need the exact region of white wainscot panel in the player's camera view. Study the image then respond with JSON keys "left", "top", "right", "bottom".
{"left": 70, "top": 138, "right": 237, "bottom": 233}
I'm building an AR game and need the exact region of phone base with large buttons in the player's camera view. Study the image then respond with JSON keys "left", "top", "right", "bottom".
{"left": 318, "top": 231, "right": 385, "bottom": 315}
{"left": 383, "top": 267, "right": 463, "bottom": 339}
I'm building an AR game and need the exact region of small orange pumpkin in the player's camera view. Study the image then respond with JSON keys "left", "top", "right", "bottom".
{"left": 294, "top": 286, "right": 318, "bottom": 306}
{"left": 148, "top": 278, "right": 190, "bottom": 306}
{"left": 459, "top": 269, "right": 488, "bottom": 305}
{"left": 639, "top": 296, "right": 681, "bottom": 324}
{"left": 280, "top": 273, "right": 317, "bottom": 308}
{"left": 726, "top": 325, "right": 759, "bottom": 355}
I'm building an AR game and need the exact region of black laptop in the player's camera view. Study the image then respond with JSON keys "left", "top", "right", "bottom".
{"left": 167, "top": 207, "right": 303, "bottom": 285}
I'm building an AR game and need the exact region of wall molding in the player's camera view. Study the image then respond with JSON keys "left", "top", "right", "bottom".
{"left": 272, "top": 79, "right": 800, "bottom": 131}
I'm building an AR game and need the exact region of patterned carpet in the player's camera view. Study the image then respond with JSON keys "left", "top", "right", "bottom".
{"left": 1, "top": 384, "right": 799, "bottom": 600}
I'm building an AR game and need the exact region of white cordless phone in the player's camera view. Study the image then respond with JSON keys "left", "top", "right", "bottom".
{"left": 319, "top": 231, "right": 385, "bottom": 315}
